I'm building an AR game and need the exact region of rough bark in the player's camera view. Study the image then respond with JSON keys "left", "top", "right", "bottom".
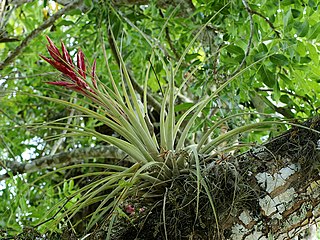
{"left": 220, "top": 117, "right": 320, "bottom": 239}
{"left": 111, "top": 118, "right": 320, "bottom": 240}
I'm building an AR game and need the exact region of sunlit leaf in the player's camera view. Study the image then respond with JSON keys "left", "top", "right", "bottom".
{"left": 308, "top": 22, "right": 320, "bottom": 39}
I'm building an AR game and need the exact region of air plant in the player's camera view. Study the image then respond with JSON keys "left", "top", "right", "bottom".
{"left": 37, "top": 34, "right": 277, "bottom": 238}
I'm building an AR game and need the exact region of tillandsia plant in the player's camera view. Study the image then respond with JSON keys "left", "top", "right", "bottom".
{"left": 36, "top": 32, "right": 281, "bottom": 239}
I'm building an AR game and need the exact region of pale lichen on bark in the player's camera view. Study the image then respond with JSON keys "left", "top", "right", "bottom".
{"left": 224, "top": 118, "right": 320, "bottom": 239}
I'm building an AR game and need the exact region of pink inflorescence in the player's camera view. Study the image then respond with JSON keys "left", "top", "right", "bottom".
{"left": 40, "top": 36, "right": 97, "bottom": 94}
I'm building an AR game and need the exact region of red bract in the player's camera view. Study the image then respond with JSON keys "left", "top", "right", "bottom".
{"left": 91, "top": 59, "right": 97, "bottom": 89}
{"left": 61, "top": 42, "right": 73, "bottom": 66}
{"left": 41, "top": 36, "right": 97, "bottom": 95}
{"left": 45, "top": 81, "right": 85, "bottom": 93}
{"left": 77, "top": 49, "right": 86, "bottom": 79}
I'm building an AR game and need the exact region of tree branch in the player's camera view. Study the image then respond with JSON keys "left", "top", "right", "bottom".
{"left": 249, "top": 9, "right": 281, "bottom": 37}
{"left": 0, "top": 0, "right": 83, "bottom": 70}
{"left": 0, "top": 145, "right": 127, "bottom": 180}
{"left": 225, "top": 117, "right": 320, "bottom": 239}
{"left": 251, "top": 90, "right": 294, "bottom": 118}
{"left": 256, "top": 88, "right": 312, "bottom": 106}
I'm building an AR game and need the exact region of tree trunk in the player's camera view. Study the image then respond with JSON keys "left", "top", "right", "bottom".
{"left": 222, "top": 117, "right": 320, "bottom": 239}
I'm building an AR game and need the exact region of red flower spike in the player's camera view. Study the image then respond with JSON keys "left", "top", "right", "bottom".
{"left": 45, "top": 37, "right": 64, "bottom": 64}
{"left": 47, "top": 47, "right": 62, "bottom": 63}
{"left": 91, "top": 59, "right": 97, "bottom": 88}
{"left": 40, "top": 55, "right": 75, "bottom": 78}
{"left": 61, "top": 41, "right": 73, "bottom": 66}
{"left": 41, "top": 36, "right": 97, "bottom": 96}
{"left": 77, "top": 49, "right": 86, "bottom": 79}
{"left": 45, "top": 81, "right": 75, "bottom": 87}
{"left": 46, "top": 36, "right": 61, "bottom": 56}
{"left": 46, "top": 81, "right": 86, "bottom": 94}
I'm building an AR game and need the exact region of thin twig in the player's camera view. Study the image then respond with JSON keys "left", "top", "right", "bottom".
{"left": 148, "top": 58, "right": 164, "bottom": 96}
{"left": 113, "top": 5, "right": 172, "bottom": 59}
{"left": 159, "top": 9, "right": 180, "bottom": 60}
{"left": 252, "top": 91, "right": 294, "bottom": 118}
{"left": 0, "top": 0, "right": 83, "bottom": 70}
{"left": 50, "top": 107, "right": 75, "bottom": 155}
{"left": 230, "top": 0, "right": 254, "bottom": 77}
{"left": 255, "top": 88, "right": 312, "bottom": 105}
{"left": 0, "top": 134, "right": 17, "bottom": 161}
{"left": 34, "top": 197, "right": 71, "bottom": 228}
{"left": 250, "top": 9, "right": 281, "bottom": 37}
